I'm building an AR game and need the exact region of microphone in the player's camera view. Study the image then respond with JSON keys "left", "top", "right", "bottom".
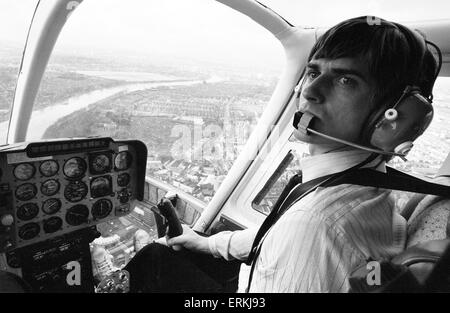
{"left": 293, "top": 111, "right": 409, "bottom": 158}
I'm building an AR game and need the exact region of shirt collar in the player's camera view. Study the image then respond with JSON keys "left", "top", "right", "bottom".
{"left": 300, "top": 149, "right": 386, "bottom": 182}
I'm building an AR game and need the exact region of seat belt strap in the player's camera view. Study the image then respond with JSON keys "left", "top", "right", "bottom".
{"left": 338, "top": 167, "right": 450, "bottom": 197}
{"left": 244, "top": 173, "right": 333, "bottom": 266}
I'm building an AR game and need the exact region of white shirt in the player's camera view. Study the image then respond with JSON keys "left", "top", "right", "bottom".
{"left": 207, "top": 149, "right": 407, "bottom": 292}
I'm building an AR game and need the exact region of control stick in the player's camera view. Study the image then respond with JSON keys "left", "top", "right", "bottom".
{"left": 158, "top": 195, "right": 183, "bottom": 238}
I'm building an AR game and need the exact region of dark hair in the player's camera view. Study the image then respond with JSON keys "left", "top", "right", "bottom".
{"left": 308, "top": 16, "right": 440, "bottom": 109}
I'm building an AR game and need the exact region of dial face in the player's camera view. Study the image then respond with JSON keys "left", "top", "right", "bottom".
{"left": 18, "top": 222, "right": 40, "bottom": 240}
{"left": 41, "top": 179, "right": 60, "bottom": 196}
{"left": 39, "top": 160, "right": 59, "bottom": 177}
{"left": 118, "top": 188, "right": 130, "bottom": 204}
{"left": 63, "top": 157, "right": 87, "bottom": 179}
{"left": 65, "top": 204, "right": 89, "bottom": 226}
{"left": 17, "top": 203, "right": 39, "bottom": 221}
{"left": 114, "top": 151, "right": 132, "bottom": 171}
{"left": 90, "top": 154, "right": 111, "bottom": 174}
{"left": 92, "top": 199, "right": 113, "bottom": 220}
{"left": 43, "top": 216, "right": 63, "bottom": 233}
{"left": 64, "top": 180, "right": 88, "bottom": 202}
{"left": 14, "top": 163, "right": 36, "bottom": 181}
{"left": 42, "top": 198, "right": 62, "bottom": 215}
{"left": 90, "top": 176, "right": 112, "bottom": 198}
{"left": 15, "top": 183, "right": 37, "bottom": 201}
{"left": 117, "top": 173, "right": 130, "bottom": 187}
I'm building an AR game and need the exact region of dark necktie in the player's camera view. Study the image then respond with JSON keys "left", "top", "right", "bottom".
{"left": 245, "top": 172, "right": 303, "bottom": 266}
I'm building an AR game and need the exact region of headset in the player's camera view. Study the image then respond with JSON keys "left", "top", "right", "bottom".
{"left": 293, "top": 20, "right": 443, "bottom": 159}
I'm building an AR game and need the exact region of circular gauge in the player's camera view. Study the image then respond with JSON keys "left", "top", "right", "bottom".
{"left": 117, "top": 173, "right": 130, "bottom": 187}
{"left": 18, "top": 222, "right": 40, "bottom": 240}
{"left": 64, "top": 180, "right": 88, "bottom": 202}
{"left": 15, "top": 183, "right": 37, "bottom": 201}
{"left": 43, "top": 216, "right": 63, "bottom": 233}
{"left": 16, "top": 203, "right": 39, "bottom": 221}
{"left": 90, "top": 176, "right": 112, "bottom": 198}
{"left": 118, "top": 188, "right": 130, "bottom": 204}
{"left": 63, "top": 157, "right": 87, "bottom": 179}
{"left": 39, "top": 160, "right": 59, "bottom": 177}
{"left": 65, "top": 204, "right": 89, "bottom": 226}
{"left": 114, "top": 151, "right": 132, "bottom": 171}
{"left": 41, "top": 179, "right": 60, "bottom": 196}
{"left": 92, "top": 199, "right": 113, "bottom": 220}
{"left": 42, "top": 198, "right": 62, "bottom": 215}
{"left": 91, "top": 154, "right": 111, "bottom": 174}
{"left": 13, "top": 163, "right": 35, "bottom": 181}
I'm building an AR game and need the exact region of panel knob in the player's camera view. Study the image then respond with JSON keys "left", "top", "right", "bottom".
{"left": 1, "top": 240, "right": 12, "bottom": 250}
{"left": 1, "top": 214, "right": 14, "bottom": 227}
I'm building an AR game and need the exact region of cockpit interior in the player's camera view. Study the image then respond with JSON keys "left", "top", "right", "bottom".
{"left": 0, "top": 0, "right": 449, "bottom": 293}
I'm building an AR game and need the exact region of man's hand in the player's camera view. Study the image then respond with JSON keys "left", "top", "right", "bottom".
{"left": 157, "top": 224, "right": 210, "bottom": 254}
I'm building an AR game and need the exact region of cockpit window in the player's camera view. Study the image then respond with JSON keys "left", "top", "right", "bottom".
{"left": 259, "top": 0, "right": 450, "bottom": 27}
{"left": 0, "top": 0, "right": 39, "bottom": 144}
{"left": 29, "top": 0, "right": 283, "bottom": 271}
{"left": 30, "top": 0, "right": 282, "bottom": 201}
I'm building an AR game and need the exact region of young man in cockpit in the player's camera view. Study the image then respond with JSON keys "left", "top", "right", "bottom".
{"left": 123, "top": 16, "right": 440, "bottom": 292}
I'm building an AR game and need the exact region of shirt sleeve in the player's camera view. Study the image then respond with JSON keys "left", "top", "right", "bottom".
{"left": 207, "top": 228, "right": 258, "bottom": 261}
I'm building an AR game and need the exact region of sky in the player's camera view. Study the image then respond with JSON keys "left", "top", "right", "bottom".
{"left": 0, "top": 0, "right": 449, "bottom": 70}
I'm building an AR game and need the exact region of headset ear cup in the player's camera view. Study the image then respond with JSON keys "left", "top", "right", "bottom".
{"left": 370, "top": 91, "right": 433, "bottom": 153}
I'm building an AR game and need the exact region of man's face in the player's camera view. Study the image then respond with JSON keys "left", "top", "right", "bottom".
{"left": 293, "top": 57, "right": 376, "bottom": 149}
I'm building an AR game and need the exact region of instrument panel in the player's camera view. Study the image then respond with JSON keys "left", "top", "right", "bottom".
{"left": 0, "top": 137, "right": 147, "bottom": 253}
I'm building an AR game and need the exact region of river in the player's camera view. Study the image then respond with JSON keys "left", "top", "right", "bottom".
{"left": 0, "top": 76, "right": 222, "bottom": 142}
